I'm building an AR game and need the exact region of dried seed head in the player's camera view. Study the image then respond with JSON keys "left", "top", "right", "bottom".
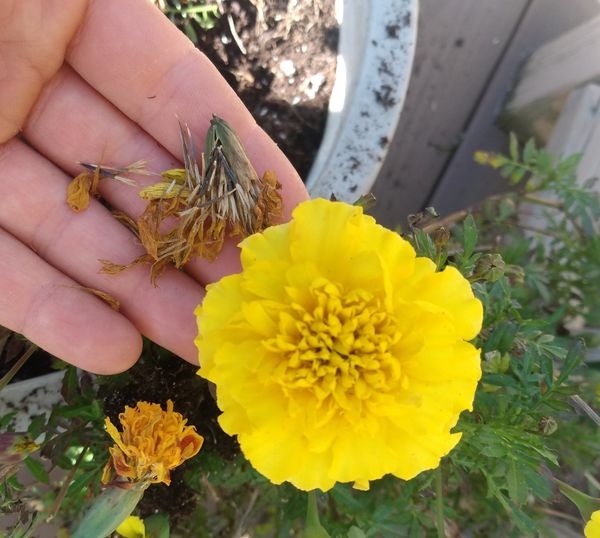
{"left": 132, "top": 118, "right": 282, "bottom": 282}
{"left": 84, "top": 117, "right": 282, "bottom": 285}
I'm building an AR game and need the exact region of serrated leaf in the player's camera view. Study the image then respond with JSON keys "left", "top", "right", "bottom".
{"left": 522, "top": 139, "right": 537, "bottom": 166}
{"left": 411, "top": 229, "right": 437, "bottom": 260}
{"left": 535, "top": 151, "right": 554, "bottom": 177}
{"left": 507, "top": 460, "right": 529, "bottom": 505}
{"left": 555, "top": 338, "right": 585, "bottom": 385}
{"left": 482, "top": 373, "right": 519, "bottom": 388}
{"left": 556, "top": 152, "right": 581, "bottom": 175}
{"left": 331, "top": 485, "right": 364, "bottom": 512}
{"left": 484, "top": 323, "right": 518, "bottom": 354}
{"left": 462, "top": 214, "right": 478, "bottom": 258}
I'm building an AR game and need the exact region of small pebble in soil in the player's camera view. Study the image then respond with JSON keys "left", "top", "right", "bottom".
{"left": 279, "top": 59, "right": 296, "bottom": 78}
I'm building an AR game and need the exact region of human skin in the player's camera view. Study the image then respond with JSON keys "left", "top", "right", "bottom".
{"left": 0, "top": 0, "right": 308, "bottom": 373}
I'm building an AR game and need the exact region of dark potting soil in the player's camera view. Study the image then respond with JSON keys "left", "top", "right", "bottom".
{"left": 193, "top": 0, "right": 338, "bottom": 180}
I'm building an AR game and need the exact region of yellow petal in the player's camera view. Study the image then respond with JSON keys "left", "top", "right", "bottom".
{"left": 116, "top": 515, "right": 146, "bottom": 538}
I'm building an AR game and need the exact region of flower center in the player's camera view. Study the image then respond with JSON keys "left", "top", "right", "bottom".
{"left": 265, "top": 279, "right": 402, "bottom": 402}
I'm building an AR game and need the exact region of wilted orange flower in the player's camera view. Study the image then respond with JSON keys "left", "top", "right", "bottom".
{"left": 196, "top": 199, "right": 482, "bottom": 491}
{"left": 102, "top": 400, "right": 203, "bottom": 486}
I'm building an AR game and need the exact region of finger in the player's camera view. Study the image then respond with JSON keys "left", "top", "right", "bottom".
{"left": 0, "top": 0, "right": 87, "bottom": 142}
{"left": 24, "top": 64, "right": 243, "bottom": 283}
{"left": 0, "top": 228, "right": 141, "bottom": 374}
{"left": 0, "top": 138, "right": 204, "bottom": 365}
{"left": 66, "top": 0, "right": 309, "bottom": 210}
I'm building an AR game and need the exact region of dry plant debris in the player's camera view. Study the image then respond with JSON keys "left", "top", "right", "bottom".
{"left": 67, "top": 116, "right": 282, "bottom": 285}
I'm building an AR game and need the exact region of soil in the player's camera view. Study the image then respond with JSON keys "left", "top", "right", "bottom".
{"left": 193, "top": 0, "right": 338, "bottom": 180}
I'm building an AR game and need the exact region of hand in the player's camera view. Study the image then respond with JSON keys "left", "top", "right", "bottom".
{"left": 0, "top": 0, "right": 308, "bottom": 373}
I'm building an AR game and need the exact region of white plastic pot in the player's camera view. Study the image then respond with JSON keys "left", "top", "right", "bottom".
{"left": 306, "top": 0, "right": 418, "bottom": 201}
{"left": 0, "top": 371, "right": 64, "bottom": 431}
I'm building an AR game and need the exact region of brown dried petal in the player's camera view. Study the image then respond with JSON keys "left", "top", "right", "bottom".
{"left": 99, "top": 255, "right": 150, "bottom": 275}
{"left": 66, "top": 172, "right": 92, "bottom": 212}
{"left": 74, "top": 286, "right": 121, "bottom": 311}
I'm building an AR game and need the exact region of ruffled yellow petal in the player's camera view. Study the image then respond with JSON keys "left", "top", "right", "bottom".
{"left": 116, "top": 515, "right": 146, "bottom": 538}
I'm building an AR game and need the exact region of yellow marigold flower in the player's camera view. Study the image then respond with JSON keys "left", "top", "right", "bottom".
{"left": 102, "top": 400, "right": 203, "bottom": 486}
{"left": 195, "top": 198, "right": 483, "bottom": 491}
{"left": 586, "top": 511, "right": 600, "bottom": 538}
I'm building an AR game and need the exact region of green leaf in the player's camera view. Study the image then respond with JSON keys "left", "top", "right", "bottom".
{"left": 0, "top": 412, "right": 17, "bottom": 429}
{"left": 522, "top": 138, "right": 537, "bottom": 166}
{"left": 462, "top": 214, "right": 478, "bottom": 258}
{"left": 484, "top": 322, "right": 518, "bottom": 354}
{"left": 555, "top": 338, "right": 586, "bottom": 386}
{"left": 347, "top": 526, "right": 367, "bottom": 538}
{"left": 145, "top": 513, "right": 170, "bottom": 538}
{"left": 507, "top": 460, "right": 529, "bottom": 505}
{"left": 411, "top": 229, "right": 437, "bottom": 260}
{"left": 27, "top": 415, "right": 46, "bottom": 441}
{"left": 482, "top": 373, "right": 519, "bottom": 388}
{"left": 67, "top": 468, "right": 102, "bottom": 498}
{"left": 24, "top": 456, "right": 49, "bottom": 485}
{"left": 556, "top": 153, "right": 581, "bottom": 176}
{"left": 535, "top": 151, "right": 554, "bottom": 177}
{"left": 509, "top": 132, "right": 519, "bottom": 161}
{"left": 71, "top": 484, "right": 145, "bottom": 538}
{"left": 61, "top": 366, "right": 80, "bottom": 404}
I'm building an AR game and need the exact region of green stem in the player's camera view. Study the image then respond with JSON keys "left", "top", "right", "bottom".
{"left": 47, "top": 446, "right": 89, "bottom": 522}
{"left": 521, "top": 193, "right": 563, "bottom": 209}
{"left": 435, "top": 467, "right": 445, "bottom": 538}
{"left": 0, "top": 343, "right": 37, "bottom": 391}
{"left": 304, "top": 490, "right": 330, "bottom": 538}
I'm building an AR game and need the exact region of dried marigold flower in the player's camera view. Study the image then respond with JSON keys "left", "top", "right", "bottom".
{"left": 101, "top": 400, "right": 203, "bottom": 486}
{"left": 129, "top": 117, "right": 282, "bottom": 283}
